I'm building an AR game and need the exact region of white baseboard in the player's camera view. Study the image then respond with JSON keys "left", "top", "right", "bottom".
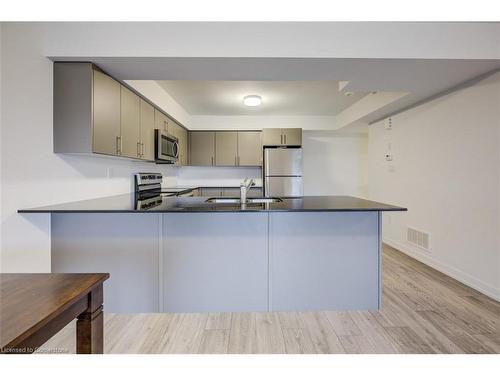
{"left": 383, "top": 238, "right": 500, "bottom": 302}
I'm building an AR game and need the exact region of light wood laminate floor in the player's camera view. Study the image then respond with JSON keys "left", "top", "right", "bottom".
{"left": 38, "top": 245, "right": 500, "bottom": 354}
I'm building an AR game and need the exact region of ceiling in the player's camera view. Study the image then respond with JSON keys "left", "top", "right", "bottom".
{"left": 53, "top": 56, "right": 500, "bottom": 123}
{"left": 156, "top": 80, "right": 369, "bottom": 116}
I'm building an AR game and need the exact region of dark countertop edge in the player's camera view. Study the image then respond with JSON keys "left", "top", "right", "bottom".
{"left": 17, "top": 194, "right": 407, "bottom": 213}
{"left": 19, "top": 208, "right": 407, "bottom": 214}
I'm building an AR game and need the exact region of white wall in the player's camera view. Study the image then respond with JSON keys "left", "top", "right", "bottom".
{"left": 303, "top": 131, "right": 368, "bottom": 197}
{"left": 368, "top": 71, "right": 500, "bottom": 301}
{"left": 189, "top": 115, "right": 338, "bottom": 130}
{"left": 0, "top": 25, "right": 176, "bottom": 272}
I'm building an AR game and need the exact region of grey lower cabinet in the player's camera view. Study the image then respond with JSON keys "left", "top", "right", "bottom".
{"left": 215, "top": 132, "right": 238, "bottom": 166}
{"left": 200, "top": 187, "right": 223, "bottom": 197}
{"left": 92, "top": 69, "right": 121, "bottom": 156}
{"left": 269, "top": 212, "right": 379, "bottom": 310}
{"left": 189, "top": 131, "right": 215, "bottom": 166}
{"left": 50, "top": 211, "right": 381, "bottom": 313}
{"left": 51, "top": 214, "right": 160, "bottom": 313}
{"left": 221, "top": 187, "right": 262, "bottom": 197}
{"left": 221, "top": 187, "right": 239, "bottom": 197}
{"left": 163, "top": 213, "right": 269, "bottom": 312}
{"left": 199, "top": 187, "right": 262, "bottom": 197}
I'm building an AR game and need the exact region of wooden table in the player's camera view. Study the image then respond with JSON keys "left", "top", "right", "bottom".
{"left": 1, "top": 273, "right": 109, "bottom": 354}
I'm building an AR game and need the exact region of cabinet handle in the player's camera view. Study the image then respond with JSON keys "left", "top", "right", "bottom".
{"left": 235, "top": 155, "right": 237, "bottom": 166}
{"left": 284, "top": 134, "right": 287, "bottom": 144}
{"left": 211, "top": 156, "right": 214, "bottom": 166}
{"left": 141, "top": 143, "right": 145, "bottom": 157}
{"left": 164, "top": 120, "right": 167, "bottom": 131}
{"left": 116, "top": 136, "right": 121, "bottom": 155}
{"left": 280, "top": 134, "right": 283, "bottom": 144}
{"left": 137, "top": 142, "right": 141, "bottom": 158}
{"left": 238, "top": 156, "right": 240, "bottom": 166}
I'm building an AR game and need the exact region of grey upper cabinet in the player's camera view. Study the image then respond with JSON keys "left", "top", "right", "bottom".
{"left": 282, "top": 128, "right": 302, "bottom": 146}
{"left": 177, "top": 126, "right": 188, "bottom": 166}
{"left": 140, "top": 99, "right": 155, "bottom": 161}
{"left": 93, "top": 69, "right": 121, "bottom": 156}
{"left": 189, "top": 131, "right": 215, "bottom": 166}
{"left": 237, "top": 131, "right": 262, "bottom": 166}
{"left": 169, "top": 122, "right": 189, "bottom": 166}
{"left": 189, "top": 130, "right": 263, "bottom": 167}
{"left": 216, "top": 132, "right": 238, "bottom": 166}
{"left": 54, "top": 62, "right": 188, "bottom": 163}
{"left": 120, "top": 86, "right": 141, "bottom": 158}
{"left": 154, "top": 109, "right": 170, "bottom": 132}
{"left": 262, "top": 128, "right": 302, "bottom": 147}
{"left": 262, "top": 128, "right": 282, "bottom": 146}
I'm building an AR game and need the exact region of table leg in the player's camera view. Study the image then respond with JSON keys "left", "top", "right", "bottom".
{"left": 76, "top": 285, "right": 104, "bottom": 354}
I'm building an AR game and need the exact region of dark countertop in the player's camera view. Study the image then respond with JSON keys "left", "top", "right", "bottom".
{"left": 18, "top": 194, "right": 407, "bottom": 213}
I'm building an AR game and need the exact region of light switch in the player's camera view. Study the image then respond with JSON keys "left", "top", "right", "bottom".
{"left": 384, "top": 117, "right": 393, "bottom": 130}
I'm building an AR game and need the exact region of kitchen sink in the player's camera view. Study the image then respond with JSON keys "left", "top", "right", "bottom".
{"left": 205, "top": 197, "right": 283, "bottom": 204}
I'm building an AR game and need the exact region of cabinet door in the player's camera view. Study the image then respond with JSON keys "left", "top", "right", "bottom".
{"left": 120, "top": 86, "right": 141, "bottom": 158}
{"left": 154, "top": 109, "right": 170, "bottom": 132}
{"left": 262, "top": 128, "right": 283, "bottom": 146}
{"left": 178, "top": 126, "right": 188, "bottom": 166}
{"left": 201, "top": 188, "right": 222, "bottom": 197}
{"left": 237, "top": 131, "right": 262, "bottom": 166}
{"left": 189, "top": 131, "right": 215, "bottom": 166}
{"left": 215, "top": 132, "right": 238, "bottom": 166}
{"left": 140, "top": 99, "right": 155, "bottom": 161}
{"left": 92, "top": 70, "right": 121, "bottom": 155}
{"left": 247, "top": 187, "right": 263, "bottom": 198}
{"left": 222, "top": 187, "right": 240, "bottom": 197}
{"left": 282, "top": 128, "right": 302, "bottom": 146}
{"left": 169, "top": 122, "right": 181, "bottom": 165}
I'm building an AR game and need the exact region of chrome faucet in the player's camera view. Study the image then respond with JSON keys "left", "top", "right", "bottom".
{"left": 240, "top": 178, "right": 255, "bottom": 204}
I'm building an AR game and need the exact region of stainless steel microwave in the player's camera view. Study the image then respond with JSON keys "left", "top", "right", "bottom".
{"left": 155, "top": 129, "right": 179, "bottom": 164}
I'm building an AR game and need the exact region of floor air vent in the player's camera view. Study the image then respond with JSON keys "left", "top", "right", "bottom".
{"left": 407, "top": 227, "right": 430, "bottom": 250}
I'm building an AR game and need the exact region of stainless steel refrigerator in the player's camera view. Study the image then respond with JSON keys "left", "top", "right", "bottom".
{"left": 263, "top": 148, "right": 303, "bottom": 197}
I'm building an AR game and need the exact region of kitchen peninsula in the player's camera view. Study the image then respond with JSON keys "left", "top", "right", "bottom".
{"left": 19, "top": 194, "right": 406, "bottom": 313}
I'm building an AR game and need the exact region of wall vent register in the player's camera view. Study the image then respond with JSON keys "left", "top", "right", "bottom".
{"left": 407, "top": 227, "right": 430, "bottom": 250}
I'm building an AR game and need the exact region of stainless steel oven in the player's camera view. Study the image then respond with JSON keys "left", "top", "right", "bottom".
{"left": 155, "top": 129, "right": 179, "bottom": 164}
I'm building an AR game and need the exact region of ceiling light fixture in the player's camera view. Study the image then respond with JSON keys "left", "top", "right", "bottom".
{"left": 243, "top": 95, "right": 262, "bottom": 107}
